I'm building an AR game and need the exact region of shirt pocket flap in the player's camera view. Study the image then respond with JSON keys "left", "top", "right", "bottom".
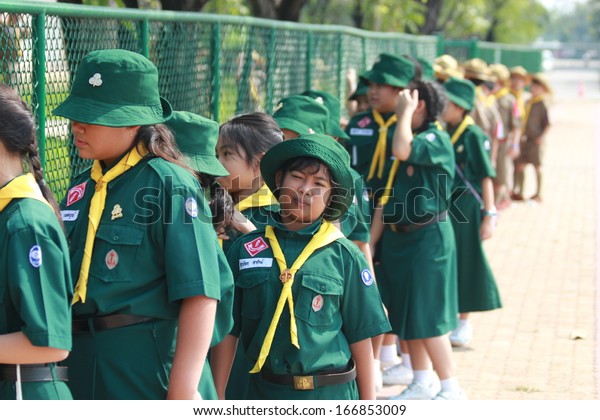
{"left": 236, "top": 269, "right": 270, "bottom": 289}
{"left": 96, "top": 224, "right": 145, "bottom": 245}
{"left": 300, "top": 273, "right": 343, "bottom": 296}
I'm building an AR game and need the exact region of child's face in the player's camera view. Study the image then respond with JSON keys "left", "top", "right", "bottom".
{"left": 530, "top": 82, "right": 546, "bottom": 96}
{"left": 276, "top": 164, "right": 333, "bottom": 229}
{"left": 510, "top": 76, "right": 526, "bottom": 91}
{"left": 355, "top": 95, "right": 370, "bottom": 113}
{"left": 368, "top": 82, "right": 401, "bottom": 113}
{"left": 442, "top": 101, "right": 464, "bottom": 125}
{"left": 71, "top": 121, "right": 137, "bottom": 165}
{"left": 216, "top": 136, "right": 260, "bottom": 195}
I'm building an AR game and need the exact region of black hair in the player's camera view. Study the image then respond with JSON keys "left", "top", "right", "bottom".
{"left": 407, "top": 79, "right": 448, "bottom": 133}
{"left": 0, "top": 84, "right": 63, "bottom": 224}
{"left": 133, "top": 124, "right": 196, "bottom": 176}
{"left": 219, "top": 112, "right": 283, "bottom": 166}
{"left": 196, "top": 172, "right": 234, "bottom": 232}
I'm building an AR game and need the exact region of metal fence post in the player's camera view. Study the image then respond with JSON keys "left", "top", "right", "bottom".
{"left": 32, "top": 11, "right": 47, "bottom": 170}
{"left": 210, "top": 22, "right": 221, "bottom": 122}
{"left": 265, "top": 27, "right": 276, "bottom": 114}
{"left": 140, "top": 18, "right": 149, "bottom": 58}
{"left": 337, "top": 33, "right": 344, "bottom": 100}
{"left": 306, "top": 31, "right": 313, "bottom": 91}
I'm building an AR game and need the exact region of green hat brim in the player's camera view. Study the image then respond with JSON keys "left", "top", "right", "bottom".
{"left": 329, "top": 123, "right": 350, "bottom": 140}
{"left": 359, "top": 70, "right": 410, "bottom": 88}
{"left": 445, "top": 91, "right": 473, "bottom": 112}
{"left": 184, "top": 153, "right": 229, "bottom": 177}
{"left": 273, "top": 116, "right": 312, "bottom": 135}
{"left": 260, "top": 139, "right": 353, "bottom": 221}
{"left": 53, "top": 96, "right": 172, "bottom": 127}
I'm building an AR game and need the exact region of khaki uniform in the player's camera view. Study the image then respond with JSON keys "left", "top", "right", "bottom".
{"left": 517, "top": 99, "right": 549, "bottom": 167}
{"left": 494, "top": 90, "right": 520, "bottom": 184}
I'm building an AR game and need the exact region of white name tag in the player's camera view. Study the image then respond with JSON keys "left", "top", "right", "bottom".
{"left": 239, "top": 257, "right": 273, "bottom": 270}
{"left": 60, "top": 210, "right": 79, "bottom": 222}
{"left": 349, "top": 128, "right": 374, "bottom": 136}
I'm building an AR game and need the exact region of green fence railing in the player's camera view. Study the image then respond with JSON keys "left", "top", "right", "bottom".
{"left": 0, "top": 1, "right": 542, "bottom": 201}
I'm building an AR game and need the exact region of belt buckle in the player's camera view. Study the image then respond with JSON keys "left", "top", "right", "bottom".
{"left": 293, "top": 375, "right": 315, "bottom": 390}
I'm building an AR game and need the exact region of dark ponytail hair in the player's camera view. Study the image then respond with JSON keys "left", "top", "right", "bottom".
{"left": 408, "top": 79, "right": 448, "bottom": 133}
{"left": 196, "top": 172, "right": 234, "bottom": 233}
{"left": 0, "top": 84, "right": 63, "bottom": 223}
{"left": 133, "top": 124, "right": 197, "bottom": 175}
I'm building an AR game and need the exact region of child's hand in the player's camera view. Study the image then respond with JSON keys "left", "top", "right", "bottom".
{"left": 396, "top": 89, "right": 419, "bottom": 117}
{"left": 232, "top": 209, "right": 257, "bottom": 234}
{"left": 480, "top": 216, "right": 495, "bottom": 241}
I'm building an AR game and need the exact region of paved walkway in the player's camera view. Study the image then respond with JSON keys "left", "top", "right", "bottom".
{"left": 378, "top": 64, "right": 599, "bottom": 400}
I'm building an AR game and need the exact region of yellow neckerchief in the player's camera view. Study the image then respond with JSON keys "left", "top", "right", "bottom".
{"left": 510, "top": 88, "right": 525, "bottom": 116}
{"left": 368, "top": 110, "right": 397, "bottom": 181}
{"left": 494, "top": 87, "right": 510, "bottom": 100}
{"left": 234, "top": 183, "right": 277, "bottom": 212}
{"left": 72, "top": 145, "right": 148, "bottom": 304}
{"left": 378, "top": 122, "right": 444, "bottom": 206}
{"left": 0, "top": 173, "right": 52, "bottom": 212}
{"left": 450, "top": 115, "right": 475, "bottom": 145}
{"left": 522, "top": 95, "right": 545, "bottom": 130}
{"left": 476, "top": 86, "right": 496, "bottom": 107}
{"left": 249, "top": 220, "right": 344, "bottom": 373}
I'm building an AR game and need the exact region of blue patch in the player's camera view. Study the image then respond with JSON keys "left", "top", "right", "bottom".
{"left": 361, "top": 269, "right": 374, "bottom": 286}
{"left": 185, "top": 197, "right": 198, "bottom": 218}
{"left": 29, "top": 245, "right": 42, "bottom": 268}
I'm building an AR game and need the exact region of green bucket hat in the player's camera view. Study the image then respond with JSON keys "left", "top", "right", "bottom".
{"left": 360, "top": 53, "right": 415, "bottom": 88}
{"left": 165, "top": 111, "right": 229, "bottom": 177}
{"left": 301, "top": 89, "right": 349, "bottom": 140}
{"left": 349, "top": 78, "right": 369, "bottom": 100}
{"left": 416, "top": 57, "right": 434, "bottom": 80}
{"left": 53, "top": 49, "right": 172, "bottom": 127}
{"left": 272, "top": 95, "right": 330, "bottom": 136}
{"left": 444, "top": 77, "right": 476, "bottom": 112}
{"left": 260, "top": 133, "right": 353, "bottom": 221}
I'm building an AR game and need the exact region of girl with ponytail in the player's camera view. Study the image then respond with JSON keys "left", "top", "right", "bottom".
{"left": 0, "top": 84, "right": 73, "bottom": 400}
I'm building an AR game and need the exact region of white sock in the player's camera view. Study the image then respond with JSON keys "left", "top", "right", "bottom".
{"left": 379, "top": 344, "right": 398, "bottom": 363}
{"left": 400, "top": 352, "right": 412, "bottom": 370}
{"left": 440, "top": 377, "right": 461, "bottom": 393}
{"left": 459, "top": 319, "right": 470, "bottom": 327}
{"left": 413, "top": 369, "right": 436, "bottom": 386}
{"left": 373, "top": 359, "right": 381, "bottom": 371}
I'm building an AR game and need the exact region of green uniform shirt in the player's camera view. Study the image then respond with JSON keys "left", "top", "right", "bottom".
{"left": 227, "top": 214, "right": 390, "bottom": 382}
{"left": 450, "top": 123, "right": 496, "bottom": 195}
{"left": 346, "top": 110, "right": 397, "bottom": 203}
{"left": 0, "top": 198, "right": 72, "bottom": 400}
{"left": 382, "top": 123, "right": 455, "bottom": 225}
{"left": 222, "top": 202, "right": 280, "bottom": 255}
{"left": 340, "top": 168, "right": 371, "bottom": 242}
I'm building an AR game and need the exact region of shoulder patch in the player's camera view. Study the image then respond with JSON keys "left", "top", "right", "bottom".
{"left": 484, "top": 140, "right": 491, "bottom": 151}
{"left": 244, "top": 237, "right": 269, "bottom": 257}
{"left": 66, "top": 182, "right": 87, "bottom": 206}
{"left": 361, "top": 269, "right": 374, "bottom": 286}
{"left": 29, "top": 245, "right": 42, "bottom": 268}
{"left": 426, "top": 133, "right": 437, "bottom": 142}
{"left": 185, "top": 197, "right": 198, "bottom": 218}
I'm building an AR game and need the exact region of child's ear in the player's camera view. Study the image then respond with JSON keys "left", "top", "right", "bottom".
{"left": 416, "top": 99, "right": 427, "bottom": 113}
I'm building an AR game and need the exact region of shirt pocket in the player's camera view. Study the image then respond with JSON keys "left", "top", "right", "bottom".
{"left": 295, "top": 273, "right": 343, "bottom": 327}
{"left": 236, "top": 269, "right": 270, "bottom": 320}
{"left": 89, "top": 223, "right": 145, "bottom": 283}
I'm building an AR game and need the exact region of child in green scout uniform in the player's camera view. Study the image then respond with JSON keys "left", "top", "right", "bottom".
{"left": 165, "top": 111, "right": 235, "bottom": 400}
{"left": 0, "top": 85, "right": 72, "bottom": 400}
{"left": 370, "top": 79, "right": 465, "bottom": 400}
{"left": 442, "top": 77, "right": 502, "bottom": 348}
{"left": 53, "top": 49, "right": 220, "bottom": 400}
{"left": 513, "top": 73, "right": 551, "bottom": 202}
{"left": 345, "top": 53, "right": 415, "bottom": 207}
{"left": 214, "top": 134, "right": 391, "bottom": 399}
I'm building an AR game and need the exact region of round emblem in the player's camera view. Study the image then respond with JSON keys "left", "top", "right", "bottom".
{"left": 361, "top": 269, "right": 374, "bottom": 286}
{"left": 426, "top": 133, "right": 436, "bottom": 142}
{"left": 406, "top": 165, "right": 414, "bottom": 177}
{"left": 312, "top": 295, "right": 324, "bottom": 312}
{"left": 185, "top": 197, "right": 198, "bottom": 218}
{"left": 456, "top": 145, "right": 464, "bottom": 153}
{"left": 484, "top": 140, "right": 491, "bottom": 150}
{"left": 29, "top": 245, "right": 42, "bottom": 268}
{"left": 105, "top": 249, "right": 119, "bottom": 270}
{"left": 362, "top": 189, "right": 370, "bottom": 202}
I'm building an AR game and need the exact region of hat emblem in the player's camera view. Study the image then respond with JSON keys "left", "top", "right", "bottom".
{"left": 89, "top": 73, "right": 103, "bottom": 87}
{"left": 274, "top": 102, "right": 283, "bottom": 112}
{"left": 315, "top": 96, "right": 324, "bottom": 105}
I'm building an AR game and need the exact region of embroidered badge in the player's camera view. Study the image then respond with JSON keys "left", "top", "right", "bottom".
{"left": 239, "top": 257, "right": 274, "bottom": 270}
{"left": 426, "top": 133, "right": 437, "bottom": 142}
{"left": 89, "top": 73, "right": 103, "bottom": 87}
{"left": 456, "top": 145, "right": 464, "bottom": 154}
{"left": 60, "top": 210, "right": 79, "bottom": 222}
{"left": 111, "top": 204, "right": 123, "bottom": 220}
{"left": 29, "top": 245, "right": 42, "bottom": 268}
{"left": 244, "top": 237, "right": 269, "bottom": 257}
{"left": 185, "top": 197, "right": 198, "bottom": 218}
{"left": 406, "top": 165, "right": 414, "bottom": 177}
{"left": 357, "top": 116, "right": 372, "bottom": 128}
{"left": 361, "top": 269, "right": 374, "bottom": 286}
{"left": 105, "top": 249, "right": 119, "bottom": 270}
{"left": 66, "top": 182, "right": 87, "bottom": 206}
{"left": 484, "top": 140, "right": 491, "bottom": 151}
{"left": 312, "top": 295, "right": 324, "bottom": 312}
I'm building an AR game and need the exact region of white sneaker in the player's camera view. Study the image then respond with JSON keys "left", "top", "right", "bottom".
{"left": 450, "top": 321, "right": 473, "bottom": 347}
{"left": 374, "top": 360, "right": 383, "bottom": 391}
{"left": 389, "top": 381, "right": 441, "bottom": 400}
{"left": 380, "top": 355, "right": 402, "bottom": 370}
{"left": 382, "top": 363, "right": 413, "bottom": 386}
{"left": 433, "top": 389, "right": 468, "bottom": 400}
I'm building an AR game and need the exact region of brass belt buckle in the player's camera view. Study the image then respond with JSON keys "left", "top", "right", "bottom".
{"left": 293, "top": 375, "right": 315, "bottom": 390}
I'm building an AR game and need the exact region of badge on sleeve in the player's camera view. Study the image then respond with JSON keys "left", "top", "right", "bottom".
{"left": 456, "top": 145, "right": 464, "bottom": 154}
{"left": 244, "top": 237, "right": 269, "bottom": 257}
{"left": 484, "top": 140, "right": 491, "bottom": 151}
{"left": 185, "top": 197, "right": 198, "bottom": 218}
{"left": 426, "top": 133, "right": 436, "bottom": 142}
{"left": 66, "top": 182, "right": 87, "bottom": 206}
{"left": 361, "top": 269, "right": 374, "bottom": 286}
{"left": 312, "top": 295, "right": 324, "bottom": 312}
{"left": 29, "top": 245, "right": 42, "bottom": 268}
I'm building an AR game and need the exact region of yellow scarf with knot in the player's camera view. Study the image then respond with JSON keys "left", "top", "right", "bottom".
{"left": 234, "top": 183, "right": 278, "bottom": 212}
{"left": 249, "top": 220, "right": 344, "bottom": 373}
{"left": 368, "top": 110, "right": 397, "bottom": 181}
{"left": 0, "top": 173, "right": 52, "bottom": 212}
{"left": 72, "top": 145, "right": 148, "bottom": 304}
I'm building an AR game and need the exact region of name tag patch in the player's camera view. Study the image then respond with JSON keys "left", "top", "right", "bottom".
{"left": 60, "top": 210, "right": 79, "bottom": 222}
{"left": 239, "top": 257, "right": 273, "bottom": 270}
{"left": 350, "top": 128, "right": 374, "bottom": 136}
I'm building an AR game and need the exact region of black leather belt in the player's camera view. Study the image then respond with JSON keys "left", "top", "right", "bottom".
{"left": 261, "top": 360, "right": 356, "bottom": 391}
{"left": 0, "top": 364, "right": 68, "bottom": 382}
{"left": 389, "top": 210, "right": 448, "bottom": 234}
{"left": 72, "top": 314, "right": 155, "bottom": 333}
